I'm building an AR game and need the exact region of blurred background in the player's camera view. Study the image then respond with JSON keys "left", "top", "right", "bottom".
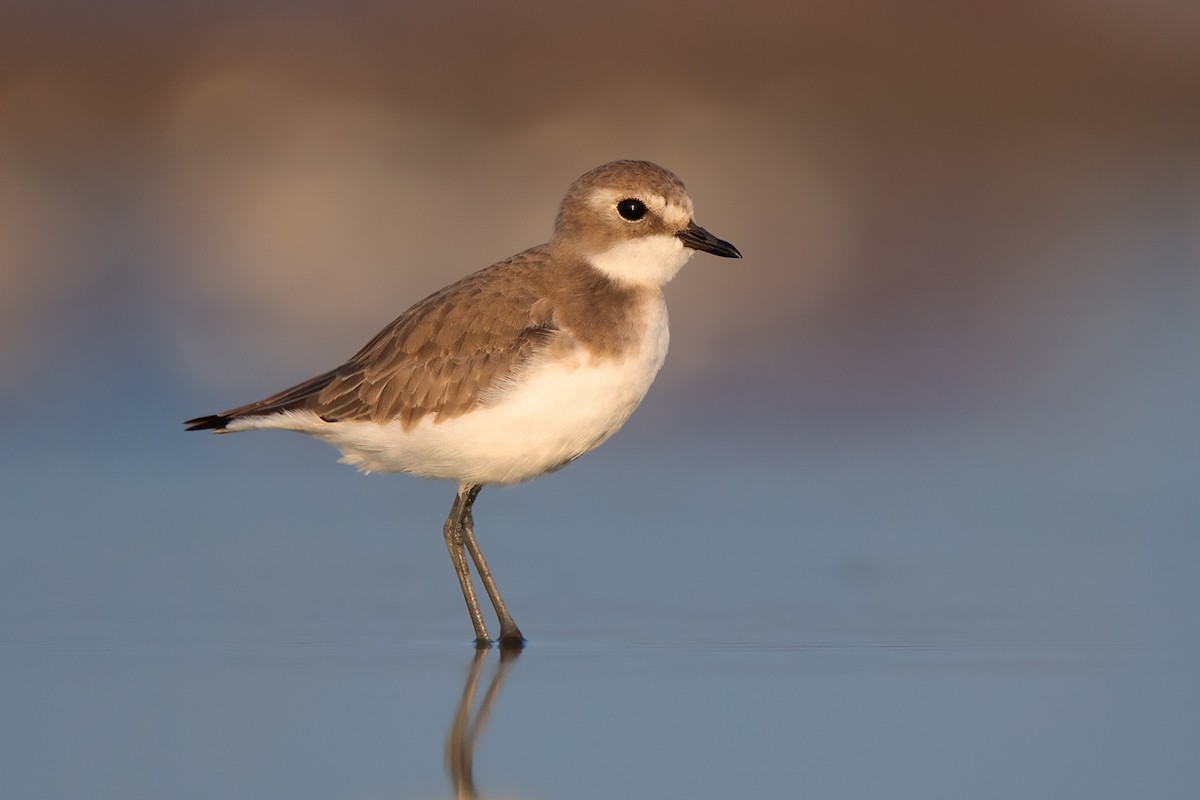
{"left": 2, "top": 2, "right": 1199, "bottom": 797}
{"left": 4, "top": 0, "right": 1200, "bottom": 647}
{"left": 4, "top": 0, "right": 1200, "bottom": 635}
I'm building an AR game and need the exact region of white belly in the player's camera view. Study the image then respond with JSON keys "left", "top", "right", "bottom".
{"left": 245, "top": 295, "right": 671, "bottom": 485}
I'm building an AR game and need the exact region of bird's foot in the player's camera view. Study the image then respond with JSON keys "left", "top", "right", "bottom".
{"left": 497, "top": 625, "right": 526, "bottom": 651}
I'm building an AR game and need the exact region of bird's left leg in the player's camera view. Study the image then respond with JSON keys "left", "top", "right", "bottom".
{"left": 443, "top": 483, "right": 491, "bottom": 646}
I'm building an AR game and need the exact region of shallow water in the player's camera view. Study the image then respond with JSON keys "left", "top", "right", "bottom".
{"left": 3, "top": 621, "right": 1196, "bottom": 800}
{"left": 4, "top": 399, "right": 1199, "bottom": 799}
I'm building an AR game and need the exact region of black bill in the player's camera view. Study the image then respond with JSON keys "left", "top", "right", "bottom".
{"left": 676, "top": 220, "right": 742, "bottom": 259}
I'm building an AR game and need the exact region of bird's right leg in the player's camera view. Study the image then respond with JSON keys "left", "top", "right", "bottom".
{"left": 443, "top": 484, "right": 491, "bottom": 646}
{"left": 458, "top": 486, "right": 525, "bottom": 648}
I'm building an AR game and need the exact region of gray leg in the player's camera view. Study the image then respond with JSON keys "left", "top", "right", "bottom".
{"left": 459, "top": 486, "right": 525, "bottom": 648}
{"left": 443, "top": 484, "right": 491, "bottom": 646}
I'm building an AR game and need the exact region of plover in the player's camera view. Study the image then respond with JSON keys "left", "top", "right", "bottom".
{"left": 186, "top": 160, "right": 741, "bottom": 647}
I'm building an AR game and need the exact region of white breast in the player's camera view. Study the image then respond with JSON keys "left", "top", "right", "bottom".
{"left": 278, "top": 292, "right": 672, "bottom": 484}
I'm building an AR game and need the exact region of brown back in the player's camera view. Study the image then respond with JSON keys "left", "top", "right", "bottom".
{"left": 201, "top": 244, "right": 654, "bottom": 430}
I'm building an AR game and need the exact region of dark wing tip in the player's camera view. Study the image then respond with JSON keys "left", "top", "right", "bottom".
{"left": 184, "top": 414, "right": 231, "bottom": 432}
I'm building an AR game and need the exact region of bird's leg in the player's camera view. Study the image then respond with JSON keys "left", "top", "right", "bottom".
{"left": 459, "top": 485, "right": 525, "bottom": 648}
{"left": 443, "top": 484, "right": 491, "bottom": 646}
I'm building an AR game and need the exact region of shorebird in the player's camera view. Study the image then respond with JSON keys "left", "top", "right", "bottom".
{"left": 186, "top": 160, "right": 741, "bottom": 647}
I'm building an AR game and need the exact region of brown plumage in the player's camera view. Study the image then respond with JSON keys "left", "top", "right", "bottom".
{"left": 184, "top": 244, "right": 652, "bottom": 432}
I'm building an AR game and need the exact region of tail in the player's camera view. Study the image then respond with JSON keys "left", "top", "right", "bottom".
{"left": 184, "top": 414, "right": 235, "bottom": 431}
{"left": 184, "top": 367, "right": 342, "bottom": 433}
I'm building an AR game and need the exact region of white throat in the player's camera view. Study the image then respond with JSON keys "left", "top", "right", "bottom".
{"left": 586, "top": 234, "right": 695, "bottom": 287}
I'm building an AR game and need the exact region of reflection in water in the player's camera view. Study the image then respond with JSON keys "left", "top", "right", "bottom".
{"left": 445, "top": 647, "right": 520, "bottom": 800}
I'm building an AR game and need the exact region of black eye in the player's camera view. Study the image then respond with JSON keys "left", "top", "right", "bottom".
{"left": 617, "top": 198, "right": 647, "bottom": 221}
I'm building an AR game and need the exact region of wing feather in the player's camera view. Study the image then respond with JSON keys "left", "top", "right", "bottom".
{"left": 185, "top": 247, "right": 566, "bottom": 432}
